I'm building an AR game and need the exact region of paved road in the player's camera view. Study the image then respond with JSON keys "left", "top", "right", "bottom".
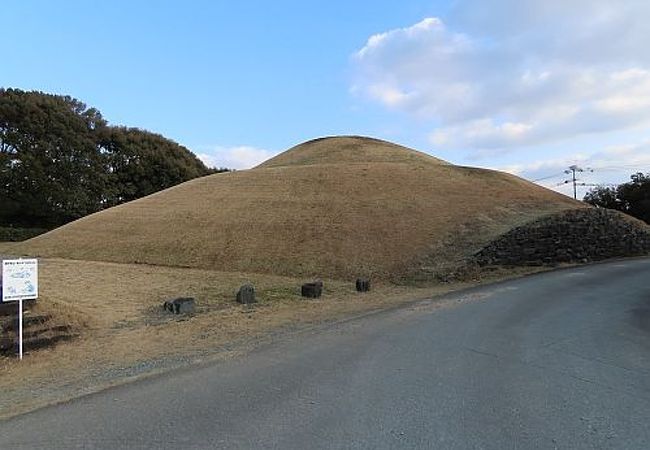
{"left": 2, "top": 259, "right": 650, "bottom": 449}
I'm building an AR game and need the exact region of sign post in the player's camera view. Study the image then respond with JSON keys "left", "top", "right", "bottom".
{"left": 1, "top": 259, "right": 38, "bottom": 360}
{"left": 18, "top": 298, "right": 23, "bottom": 360}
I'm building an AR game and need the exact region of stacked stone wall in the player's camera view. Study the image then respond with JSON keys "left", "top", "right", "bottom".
{"left": 475, "top": 208, "right": 650, "bottom": 267}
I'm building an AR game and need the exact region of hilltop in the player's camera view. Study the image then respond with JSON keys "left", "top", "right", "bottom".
{"left": 258, "top": 136, "right": 448, "bottom": 168}
{"left": 12, "top": 136, "right": 581, "bottom": 280}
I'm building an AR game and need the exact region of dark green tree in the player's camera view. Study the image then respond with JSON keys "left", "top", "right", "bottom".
{"left": 583, "top": 185, "right": 619, "bottom": 210}
{"left": 584, "top": 172, "right": 650, "bottom": 224}
{"left": 0, "top": 88, "right": 217, "bottom": 229}
{"left": 98, "top": 127, "right": 211, "bottom": 205}
{"left": 0, "top": 88, "right": 108, "bottom": 227}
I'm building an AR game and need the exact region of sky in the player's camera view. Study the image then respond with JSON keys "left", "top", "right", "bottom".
{"left": 2, "top": 0, "right": 650, "bottom": 198}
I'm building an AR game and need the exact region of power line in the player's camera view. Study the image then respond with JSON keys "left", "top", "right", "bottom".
{"left": 532, "top": 165, "right": 647, "bottom": 193}
{"left": 532, "top": 172, "right": 565, "bottom": 182}
{"left": 577, "top": 182, "right": 617, "bottom": 187}
{"left": 595, "top": 166, "right": 637, "bottom": 171}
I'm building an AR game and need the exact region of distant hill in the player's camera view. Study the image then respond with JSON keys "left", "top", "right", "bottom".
{"left": 13, "top": 136, "right": 582, "bottom": 280}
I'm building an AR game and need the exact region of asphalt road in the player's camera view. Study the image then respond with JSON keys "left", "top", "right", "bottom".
{"left": 2, "top": 258, "right": 650, "bottom": 449}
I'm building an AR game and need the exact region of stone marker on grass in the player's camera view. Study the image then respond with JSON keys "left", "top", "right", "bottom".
{"left": 301, "top": 281, "right": 323, "bottom": 298}
{"left": 236, "top": 284, "right": 256, "bottom": 304}
{"left": 356, "top": 278, "right": 370, "bottom": 292}
{"left": 163, "top": 297, "right": 196, "bottom": 315}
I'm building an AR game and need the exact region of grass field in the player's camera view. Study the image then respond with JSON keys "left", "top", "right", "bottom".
{"left": 12, "top": 136, "right": 582, "bottom": 281}
{"left": 0, "top": 242, "right": 16, "bottom": 253}
{"left": 0, "top": 256, "right": 542, "bottom": 419}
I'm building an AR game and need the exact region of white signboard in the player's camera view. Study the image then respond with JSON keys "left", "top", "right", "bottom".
{"left": 2, "top": 259, "right": 38, "bottom": 302}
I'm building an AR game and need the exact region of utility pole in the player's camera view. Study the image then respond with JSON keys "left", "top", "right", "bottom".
{"left": 563, "top": 165, "right": 592, "bottom": 200}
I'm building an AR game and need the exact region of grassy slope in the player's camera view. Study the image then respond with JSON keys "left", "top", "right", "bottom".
{"left": 13, "top": 136, "right": 581, "bottom": 280}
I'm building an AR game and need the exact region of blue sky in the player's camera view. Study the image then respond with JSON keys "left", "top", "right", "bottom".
{"left": 3, "top": 0, "right": 650, "bottom": 198}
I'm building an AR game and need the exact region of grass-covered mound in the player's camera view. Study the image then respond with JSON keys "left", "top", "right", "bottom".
{"left": 12, "top": 136, "right": 580, "bottom": 280}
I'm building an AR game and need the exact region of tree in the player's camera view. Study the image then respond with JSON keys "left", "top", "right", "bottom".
{"left": 584, "top": 172, "right": 650, "bottom": 224}
{"left": 0, "top": 88, "right": 109, "bottom": 227}
{"left": 98, "top": 127, "right": 211, "bottom": 205}
{"left": 0, "top": 88, "right": 216, "bottom": 229}
{"left": 583, "top": 186, "right": 619, "bottom": 210}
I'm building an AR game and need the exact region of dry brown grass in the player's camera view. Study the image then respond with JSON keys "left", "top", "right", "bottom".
{"left": 12, "top": 136, "right": 582, "bottom": 280}
{"left": 258, "top": 135, "right": 449, "bottom": 168}
{"left": 0, "top": 256, "right": 506, "bottom": 419}
{"left": 0, "top": 242, "right": 17, "bottom": 253}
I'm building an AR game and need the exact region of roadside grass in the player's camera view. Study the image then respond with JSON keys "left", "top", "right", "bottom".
{"left": 0, "top": 256, "right": 482, "bottom": 419}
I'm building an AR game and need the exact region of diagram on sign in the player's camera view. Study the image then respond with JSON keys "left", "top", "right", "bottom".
{"left": 2, "top": 259, "right": 39, "bottom": 302}
{"left": 7, "top": 269, "right": 35, "bottom": 295}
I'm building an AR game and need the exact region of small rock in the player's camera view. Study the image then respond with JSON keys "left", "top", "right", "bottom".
{"left": 301, "top": 282, "right": 323, "bottom": 298}
{"left": 163, "top": 297, "right": 196, "bottom": 315}
{"left": 356, "top": 278, "right": 371, "bottom": 292}
{"left": 236, "top": 283, "right": 256, "bottom": 304}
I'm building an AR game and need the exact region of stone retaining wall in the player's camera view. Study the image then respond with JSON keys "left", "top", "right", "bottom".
{"left": 474, "top": 208, "right": 650, "bottom": 267}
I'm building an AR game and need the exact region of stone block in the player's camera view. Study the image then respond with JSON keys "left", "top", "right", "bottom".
{"left": 163, "top": 297, "right": 196, "bottom": 315}
{"left": 356, "top": 278, "right": 371, "bottom": 292}
{"left": 236, "top": 284, "right": 256, "bottom": 304}
{"left": 301, "top": 282, "right": 322, "bottom": 298}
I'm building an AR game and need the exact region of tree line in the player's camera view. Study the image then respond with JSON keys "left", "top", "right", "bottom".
{"left": 0, "top": 88, "right": 226, "bottom": 229}
{"left": 585, "top": 173, "right": 650, "bottom": 225}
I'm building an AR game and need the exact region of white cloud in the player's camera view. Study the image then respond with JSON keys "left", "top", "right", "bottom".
{"left": 496, "top": 139, "right": 650, "bottom": 196}
{"left": 352, "top": 1, "right": 650, "bottom": 152}
{"left": 197, "top": 145, "right": 276, "bottom": 170}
